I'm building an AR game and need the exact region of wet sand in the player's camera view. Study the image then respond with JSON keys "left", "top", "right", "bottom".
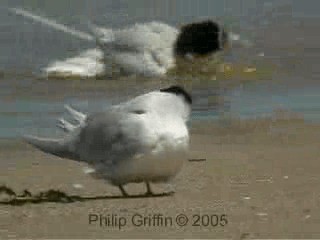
{"left": 1, "top": 116, "right": 320, "bottom": 239}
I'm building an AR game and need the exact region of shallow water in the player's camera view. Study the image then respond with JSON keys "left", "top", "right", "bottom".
{"left": 0, "top": 0, "right": 320, "bottom": 138}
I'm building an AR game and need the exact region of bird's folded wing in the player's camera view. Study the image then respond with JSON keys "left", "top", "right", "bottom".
{"left": 73, "top": 111, "right": 149, "bottom": 163}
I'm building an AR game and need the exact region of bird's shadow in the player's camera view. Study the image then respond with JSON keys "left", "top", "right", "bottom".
{"left": 0, "top": 185, "right": 174, "bottom": 206}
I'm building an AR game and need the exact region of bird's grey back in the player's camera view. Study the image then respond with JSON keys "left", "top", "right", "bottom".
{"left": 73, "top": 109, "right": 143, "bottom": 164}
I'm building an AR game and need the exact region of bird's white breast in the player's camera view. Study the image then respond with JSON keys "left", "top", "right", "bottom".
{"left": 91, "top": 109, "right": 189, "bottom": 185}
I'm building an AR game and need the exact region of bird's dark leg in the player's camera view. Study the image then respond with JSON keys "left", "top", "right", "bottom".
{"left": 118, "top": 185, "right": 129, "bottom": 197}
{"left": 145, "top": 182, "right": 154, "bottom": 196}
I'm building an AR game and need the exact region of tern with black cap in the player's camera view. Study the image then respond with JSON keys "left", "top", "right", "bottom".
{"left": 24, "top": 85, "right": 192, "bottom": 196}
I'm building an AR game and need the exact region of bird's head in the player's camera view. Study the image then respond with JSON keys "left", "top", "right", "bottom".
{"left": 174, "top": 20, "right": 229, "bottom": 59}
{"left": 160, "top": 85, "right": 192, "bottom": 122}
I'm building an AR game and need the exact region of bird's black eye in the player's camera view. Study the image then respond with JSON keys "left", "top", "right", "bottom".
{"left": 131, "top": 110, "right": 146, "bottom": 115}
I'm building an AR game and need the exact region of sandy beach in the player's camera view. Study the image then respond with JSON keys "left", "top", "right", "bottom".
{"left": 1, "top": 0, "right": 320, "bottom": 238}
{"left": 1, "top": 116, "right": 319, "bottom": 239}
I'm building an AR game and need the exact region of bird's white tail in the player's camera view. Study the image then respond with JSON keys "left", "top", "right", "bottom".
{"left": 24, "top": 135, "right": 78, "bottom": 160}
{"left": 64, "top": 105, "right": 87, "bottom": 123}
{"left": 56, "top": 105, "right": 86, "bottom": 132}
{"left": 57, "top": 118, "right": 77, "bottom": 133}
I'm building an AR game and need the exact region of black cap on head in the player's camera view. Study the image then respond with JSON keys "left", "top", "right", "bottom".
{"left": 174, "top": 20, "right": 228, "bottom": 57}
{"left": 160, "top": 85, "right": 192, "bottom": 105}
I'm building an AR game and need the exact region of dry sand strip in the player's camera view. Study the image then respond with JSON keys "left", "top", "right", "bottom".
{"left": 0, "top": 119, "right": 320, "bottom": 239}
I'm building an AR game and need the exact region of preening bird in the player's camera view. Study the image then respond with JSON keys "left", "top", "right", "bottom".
{"left": 10, "top": 8, "right": 249, "bottom": 79}
{"left": 45, "top": 20, "right": 229, "bottom": 78}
